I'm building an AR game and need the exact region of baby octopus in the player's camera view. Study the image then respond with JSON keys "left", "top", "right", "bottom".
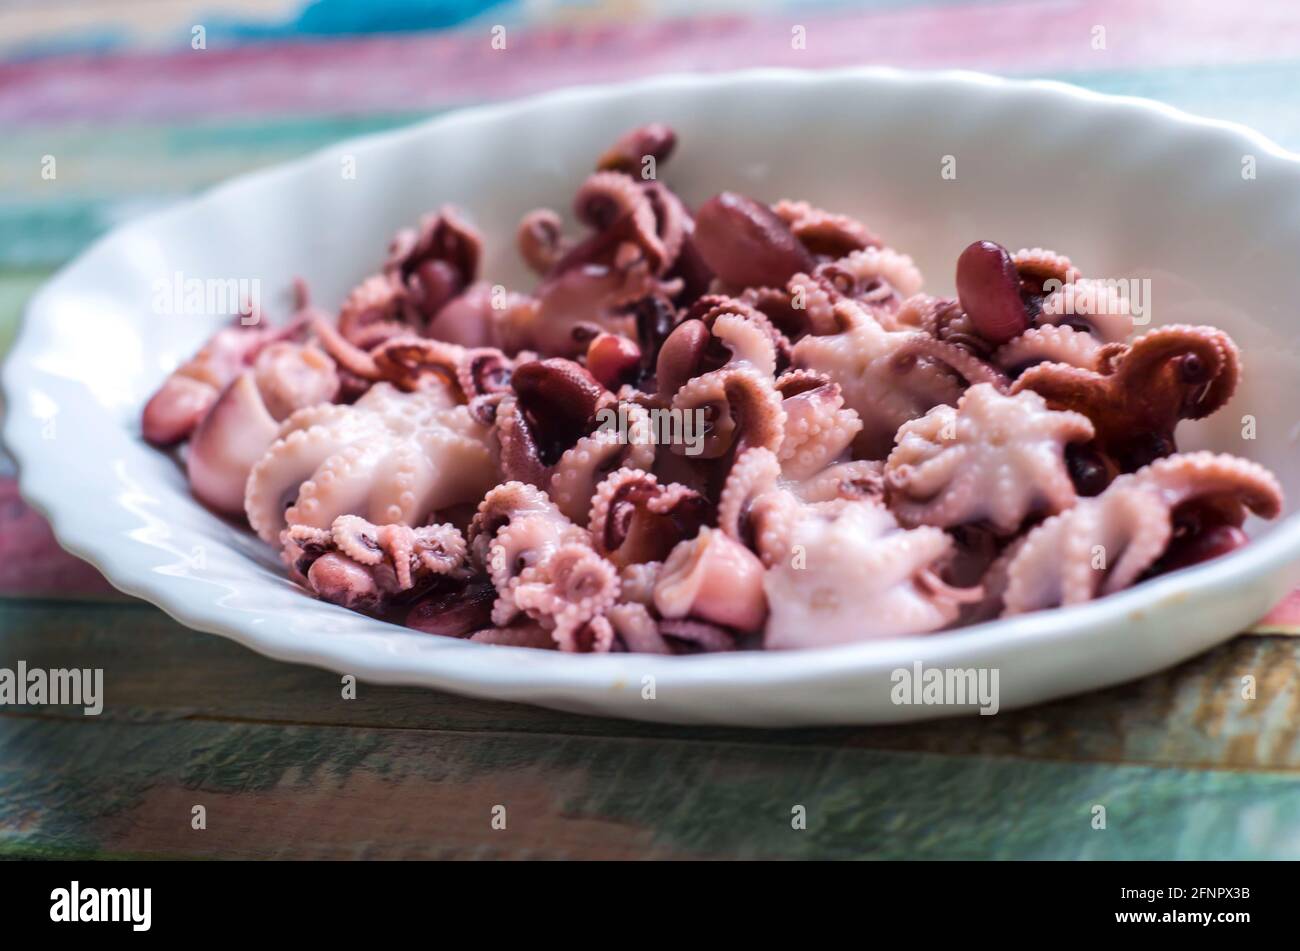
{"left": 141, "top": 126, "right": 1284, "bottom": 651}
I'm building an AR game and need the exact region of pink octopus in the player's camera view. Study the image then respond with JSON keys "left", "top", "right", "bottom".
{"left": 139, "top": 122, "right": 1285, "bottom": 654}
{"left": 992, "top": 452, "right": 1282, "bottom": 616}
{"left": 792, "top": 299, "right": 1007, "bottom": 459}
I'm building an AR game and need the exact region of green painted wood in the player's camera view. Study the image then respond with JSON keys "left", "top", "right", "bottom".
{"left": 1, "top": 599, "right": 1298, "bottom": 771}
{"left": 3, "top": 710, "right": 1300, "bottom": 859}
{"left": 0, "top": 269, "right": 49, "bottom": 362}
{"left": 0, "top": 114, "right": 421, "bottom": 268}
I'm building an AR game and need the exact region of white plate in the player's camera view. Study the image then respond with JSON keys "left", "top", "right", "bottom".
{"left": 5, "top": 68, "right": 1300, "bottom": 726}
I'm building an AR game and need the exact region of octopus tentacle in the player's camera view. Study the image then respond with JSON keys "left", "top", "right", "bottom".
{"left": 654, "top": 527, "right": 768, "bottom": 633}
{"left": 642, "top": 181, "right": 687, "bottom": 272}
{"left": 484, "top": 514, "right": 588, "bottom": 626}
{"left": 549, "top": 402, "right": 657, "bottom": 523}
{"left": 606, "top": 602, "right": 671, "bottom": 654}
{"left": 247, "top": 414, "right": 381, "bottom": 542}
{"left": 814, "top": 246, "right": 925, "bottom": 315}
{"left": 891, "top": 335, "right": 1010, "bottom": 393}
{"left": 327, "top": 515, "right": 467, "bottom": 590}
{"left": 1118, "top": 324, "right": 1239, "bottom": 421}
{"left": 589, "top": 468, "right": 708, "bottom": 567}
{"left": 337, "top": 274, "right": 408, "bottom": 350}
{"left": 494, "top": 395, "right": 548, "bottom": 487}
{"left": 552, "top": 613, "right": 616, "bottom": 654}
{"left": 370, "top": 337, "right": 466, "bottom": 396}
{"left": 312, "top": 315, "right": 381, "bottom": 380}
{"left": 795, "top": 459, "right": 885, "bottom": 504}
{"left": 784, "top": 273, "right": 838, "bottom": 336}
{"left": 771, "top": 199, "right": 881, "bottom": 259}
{"left": 993, "top": 324, "right": 1101, "bottom": 376}
{"left": 573, "top": 171, "right": 667, "bottom": 273}
{"left": 1013, "top": 323, "right": 1241, "bottom": 473}
{"left": 1038, "top": 277, "right": 1134, "bottom": 344}
{"left": 997, "top": 451, "right": 1282, "bottom": 616}
{"left": 512, "top": 543, "right": 620, "bottom": 650}
{"left": 468, "top": 481, "right": 568, "bottom": 561}
{"left": 658, "top": 619, "right": 739, "bottom": 653}
{"left": 1128, "top": 451, "right": 1282, "bottom": 521}
{"left": 717, "top": 446, "right": 782, "bottom": 544}
{"left": 776, "top": 373, "right": 862, "bottom": 481}
{"left": 470, "top": 480, "right": 588, "bottom": 626}
{"left": 618, "top": 561, "right": 661, "bottom": 606}
{"left": 385, "top": 206, "right": 483, "bottom": 327}
{"left": 706, "top": 311, "right": 780, "bottom": 378}
{"left": 895, "top": 293, "right": 991, "bottom": 356}
{"left": 468, "top": 622, "right": 558, "bottom": 649}
{"left": 1011, "top": 247, "right": 1080, "bottom": 293}
{"left": 793, "top": 299, "right": 1003, "bottom": 459}
{"left": 458, "top": 347, "right": 514, "bottom": 401}
{"left": 669, "top": 365, "right": 787, "bottom": 460}
{"left": 143, "top": 319, "right": 293, "bottom": 446}
{"left": 596, "top": 123, "right": 678, "bottom": 175}
{"left": 694, "top": 296, "right": 791, "bottom": 368}
{"left": 516, "top": 209, "right": 568, "bottom": 275}
{"left": 189, "top": 339, "right": 340, "bottom": 515}
{"left": 285, "top": 514, "right": 469, "bottom": 610}
{"left": 655, "top": 297, "right": 789, "bottom": 392}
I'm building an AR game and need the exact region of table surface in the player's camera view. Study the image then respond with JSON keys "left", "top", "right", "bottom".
{"left": 3, "top": 0, "right": 1300, "bottom": 860}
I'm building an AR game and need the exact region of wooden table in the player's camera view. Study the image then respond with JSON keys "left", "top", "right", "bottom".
{"left": 3, "top": 0, "right": 1300, "bottom": 860}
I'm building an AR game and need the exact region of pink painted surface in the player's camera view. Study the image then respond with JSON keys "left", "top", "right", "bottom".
{"left": 1254, "top": 588, "right": 1300, "bottom": 633}
{"left": 6, "top": 0, "right": 1300, "bottom": 124}
{"left": 0, "top": 479, "right": 117, "bottom": 597}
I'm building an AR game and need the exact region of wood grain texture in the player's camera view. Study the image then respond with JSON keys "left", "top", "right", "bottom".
{"left": 5, "top": 713, "right": 1300, "bottom": 860}
{"left": 2, "top": 599, "right": 1299, "bottom": 772}
{"left": 4, "top": 606, "right": 1300, "bottom": 860}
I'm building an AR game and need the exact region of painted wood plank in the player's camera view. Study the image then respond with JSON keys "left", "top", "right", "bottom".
{"left": 0, "top": 115, "right": 413, "bottom": 267}
{"left": 0, "top": 0, "right": 497, "bottom": 60}
{"left": 0, "top": 269, "right": 47, "bottom": 360}
{"left": 2, "top": 599, "right": 1299, "bottom": 771}
{"left": 5, "top": 2, "right": 1300, "bottom": 126}
{"left": 0, "top": 484, "right": 119, "bottom": 597}
{"left": 3, "top": 712, "right": 1300, "bottom": 859}
{"left": 8, "top": 58, "right": 1300, "bottom": 269}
